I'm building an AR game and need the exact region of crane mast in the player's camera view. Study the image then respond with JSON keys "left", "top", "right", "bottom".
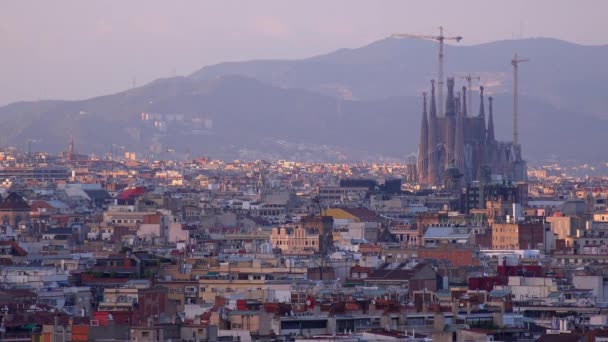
{"left": 512, "top": 53, "right": 529, "bottom": 146}
{"left": 392, "top": 26, "right": 462, "bottom": 116}
{"left": 437, "top": 26, "right": 445, "bottom": 117}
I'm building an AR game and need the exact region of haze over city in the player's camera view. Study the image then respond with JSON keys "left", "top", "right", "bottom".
{"left": 2, "top": 2, "right": 608, "bottom": 341}
{"left": 2, "top": 0, "right": 607, "bottom": 105}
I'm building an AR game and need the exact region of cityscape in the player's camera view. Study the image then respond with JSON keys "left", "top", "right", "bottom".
{"left": 2, "top": 2, "right": 608, "bottom": 342}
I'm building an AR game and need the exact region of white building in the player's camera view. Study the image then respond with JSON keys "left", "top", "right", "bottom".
{"left": 496, "top": 276, "right": 558, "bottom": 302}
{"left": 422, "top": 226, "right": 471, "bottom": 248}
{"left": 0, "top": 266, "right": 69, "bottom": 289}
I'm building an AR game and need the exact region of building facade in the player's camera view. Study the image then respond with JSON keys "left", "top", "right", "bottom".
{"left": 0, "top": 192, "right": 31, "bottom": 228}
{"left": 270, "top": 226, "right": 319, "bottom": 254}
{"left": 492, "top": 221, "right": 545, "bottom": 250}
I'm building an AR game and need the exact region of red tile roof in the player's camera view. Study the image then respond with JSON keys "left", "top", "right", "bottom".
{"left": 117, "top": 187, "right": 146, "bottom": 201}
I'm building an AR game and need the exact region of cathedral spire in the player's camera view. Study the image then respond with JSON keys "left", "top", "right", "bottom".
{"left": 487, "top": 96, "right": 495, "bottom": 143}
{"left": 68, "top": 136, "right": 74, "bottom": 155}
{"left": 429, "top": 80, "right": 437, "bottom": 119}
{"left": 446, "top": 89, "right": 458, "bottom": 168}
{"left": 454, "top": 87, "right": 467, "bottom": 172}
{"left": 417, "top": 92, "right": 429, "bottom": 184}
{"left": 445, "top": 78, "right": 456, "bottom": 116}
{"left": 455, "top": 91, "right": 465, "bottom": 175}
{"left": 428, "top": 80, "right": 438, "bottom": 185}
{"left": 455, "top": 91, "right": 461, "bottom": 117}
{"left": 478, "top": 86, "right": 485, "bottom": 118}
{"left": 462, "top": 86, "right": 468, "bottom": 117}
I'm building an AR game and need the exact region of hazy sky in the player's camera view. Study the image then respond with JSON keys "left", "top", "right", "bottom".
{"left": 1, "top": 0, "right": 606, "bottom": 105}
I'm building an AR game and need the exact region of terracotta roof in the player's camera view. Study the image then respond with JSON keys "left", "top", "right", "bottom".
{"left": 117, "top": 187, "right": 146, "bottom": 201}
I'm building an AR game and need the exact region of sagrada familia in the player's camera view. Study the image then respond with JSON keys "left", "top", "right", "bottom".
{"left": 417, "top": 78, "right": 526, "bottom": 186}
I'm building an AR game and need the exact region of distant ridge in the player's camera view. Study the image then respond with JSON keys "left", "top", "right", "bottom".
{"left": 0, "top": 37, "right": 607, "bottom": 162}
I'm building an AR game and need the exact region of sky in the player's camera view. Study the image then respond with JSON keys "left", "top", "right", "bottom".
{"left": 1, "top": 0, "right": 606, "bottom": 105}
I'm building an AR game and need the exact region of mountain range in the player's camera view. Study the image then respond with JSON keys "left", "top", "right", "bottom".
{"left": 1, "top": 37, "right": 607, "bottom": 162}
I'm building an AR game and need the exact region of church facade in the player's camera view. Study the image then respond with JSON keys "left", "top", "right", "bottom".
{"left": 417, "top": 78, "right": 526, "bottom": 186}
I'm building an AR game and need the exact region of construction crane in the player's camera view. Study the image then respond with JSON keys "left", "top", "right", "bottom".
{"left": 511, "top": 53, "right": 529, "bottom": 146}
{"left": 392, "top": 26, "right": 462, "bottom": 116}
{"left": 458, "top": 74, "right": 480, "bottom": 115}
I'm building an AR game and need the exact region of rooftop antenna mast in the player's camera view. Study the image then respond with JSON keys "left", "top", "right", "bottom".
{"left": 511, "top": 53, "right": 529, "bottom": 145}
{"left": 392, "top": 26, "right": 462, "bottom": 116}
